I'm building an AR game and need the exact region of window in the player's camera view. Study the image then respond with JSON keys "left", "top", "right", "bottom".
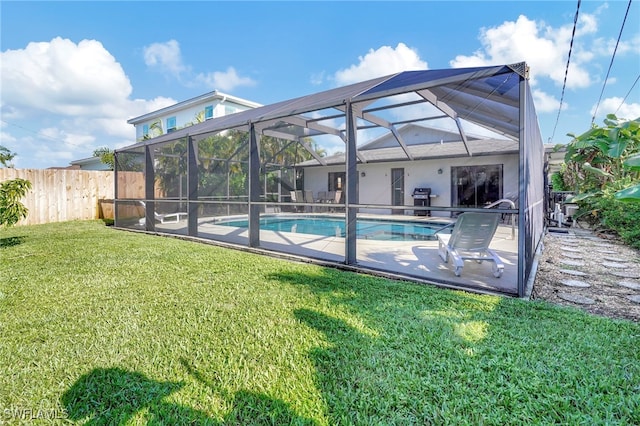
{"left": 204, "top": 105, "right": 213, "bottom": 120}
{"left": 142, "top": 124, "right": 149, "bottom": 139}
{"left": 166, "top": 116, "right": 177, "bottom": 133}
{"left": 224, "top": 105, "right": 237, "bottom": 115}
{"left": 451, "top": 165, "right": 503, "bottom": 207}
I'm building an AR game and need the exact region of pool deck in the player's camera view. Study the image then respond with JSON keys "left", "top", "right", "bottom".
{"left": 147, "top": 213, "right": 520, "bottom": 295}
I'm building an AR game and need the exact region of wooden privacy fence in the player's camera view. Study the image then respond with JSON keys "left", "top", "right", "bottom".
{"left": 0, "top": 169, "right": 144, "bottom": 226}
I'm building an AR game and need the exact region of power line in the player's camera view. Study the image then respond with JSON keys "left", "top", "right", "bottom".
{"left": 615, "top": 73, "right": 640, "bottom": 115}
{"left": 0, "top": 118, "right": 81, "bottom": 146}
{"left": 550, "top": 0, "right": 581, "bottom": 142}
{"left": 591, "top": 0, "right": 633, "bottom": 124}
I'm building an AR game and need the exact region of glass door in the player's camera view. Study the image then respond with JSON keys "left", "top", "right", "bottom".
{"left": 451, "top": 165, "right": 503, "bottom": 208}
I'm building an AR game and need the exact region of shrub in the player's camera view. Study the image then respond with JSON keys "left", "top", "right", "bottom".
{"left": 562, "top": 115, "right": 640, "bottom": 246}
{"left": 0, "top": 178, "right": 32, "bottom": 228}
{"left": 550, "top": 170, "right": 568, "bottom": 191}
{"left": 594, "top": 196, "right": 640, "bottom": 249}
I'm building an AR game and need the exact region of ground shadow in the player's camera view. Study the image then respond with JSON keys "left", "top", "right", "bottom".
{"left": 61, "top": 367, "right": 211, "bottom": 424}
{"left": 179, "top": 358, "right": 317, "bottom": 425}
{"left": 0, "top": 235, "right": 26, "bottom": 248}
{"left": 63, "top": 365, "right": 317, "bottom": 425}
{"left": 271, "top": 267, "right": 640, "bottom": 424}
{"left": 273, "top": 268, "right": 478, "bottom": 423}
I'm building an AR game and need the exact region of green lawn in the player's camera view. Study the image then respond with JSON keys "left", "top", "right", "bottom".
{"left": 1, "top": 221, "right": 638, "bottom": 425}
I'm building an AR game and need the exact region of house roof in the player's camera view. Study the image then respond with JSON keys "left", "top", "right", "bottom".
{"left": 119, "top": 63, "right": 528, "bottom": 156}
{"left": 298, "top": 138, "right": 519, "bottom": 166}
{"left": 357, "top": 123, "right": 480, "bottom": 151}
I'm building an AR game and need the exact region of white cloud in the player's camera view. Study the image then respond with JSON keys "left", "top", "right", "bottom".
{"left": 143, "top": 40, "right": 256, "bottom": 92}
{"left": 450, "top": 14, "right": 593, "bottom": 89}
{"left": 143, "top": 39, "right": 188, "bottom": 77}
{"left": 40, "top": 126, "right": 95, "bottom": 148}
{"left": 591, "top": 97, "right": 640, "bottom": 122}
{"left": 0, "top": 131, "right": 16, "bottom": 144}
{"left": 1, "top": 37, "right": 133, "bottom": 115}
{"left": 0, "top": 37, "right": 179, "bottom": 168}
{"left": 532, "top": 89, "right": 563, "bottom": 113}
{"left": 310, "top": 71, "right": 325, "bottom": 86}
{"left": 195, "top": 67, "right": 257, "bottom": 92}
{"left": 334, "top": 43, "right": 428, "bottom": 85}
{"left": 590, "top": 33, "right": 640, "bottom": 58}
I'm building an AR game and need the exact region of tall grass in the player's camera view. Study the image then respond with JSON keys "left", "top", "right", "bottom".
{"left": 1, "top": 221, "right": 638, "bottom": 424}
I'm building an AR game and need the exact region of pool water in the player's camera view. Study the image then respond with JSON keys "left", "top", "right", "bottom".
{"left": 215, "top": 215, "right": 452, "bottom": 241}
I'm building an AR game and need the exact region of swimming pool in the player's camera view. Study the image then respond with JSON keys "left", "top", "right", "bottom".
{"left": 215, "top": 215, "right": 452, "bottom": 241}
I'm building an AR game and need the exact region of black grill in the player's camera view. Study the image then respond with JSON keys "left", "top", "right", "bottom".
{"left": 412, "top": 187, "right": 431, "bottom": 216}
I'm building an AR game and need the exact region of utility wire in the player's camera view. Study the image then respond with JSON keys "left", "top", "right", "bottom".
{"left": 615, "top": 72, "right": 640, "bottom": 115}
{"left": 591, "top": 0, "right": 633, "bottom": 124}
{"left": 550, "top": 0, "right": 581, "bottom": 142}
{"left": 0, "top": 118, "right": 82, "bottom": 146}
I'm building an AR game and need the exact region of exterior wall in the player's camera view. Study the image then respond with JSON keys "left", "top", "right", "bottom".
{"left": 303, "top": 153, "right": 519, "bottom": 216}
{"left": 70, "top": 157, "right": 111, "bottom": 170}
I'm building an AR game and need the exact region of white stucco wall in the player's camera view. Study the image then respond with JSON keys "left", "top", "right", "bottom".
{"left": 303, "top": 153, "right": 519, "bottom": 217}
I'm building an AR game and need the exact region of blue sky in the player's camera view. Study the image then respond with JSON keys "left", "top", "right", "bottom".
{"left": 1, "top": 1, "right": 639, "bottom": 169}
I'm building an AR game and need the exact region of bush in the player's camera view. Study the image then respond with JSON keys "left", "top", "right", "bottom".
{"left": 0, "top": 178, "right": 32, "bottom": 228}
{"left": 550, "top": 170, "right": 568, "bottom": 191}
{"left": 562, "top": 115, "right": 640, "bottom": 248}
{"left": 595, "top": 197, "right": 640, "bottom": 249}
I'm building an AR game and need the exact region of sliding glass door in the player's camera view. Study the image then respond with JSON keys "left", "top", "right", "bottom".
{"left": 451, "top": 165, "right": 503, "bottom": 208}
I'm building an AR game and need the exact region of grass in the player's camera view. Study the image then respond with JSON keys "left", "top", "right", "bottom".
{"left": 1, "top": 220, "right": 639, "bottom": 425}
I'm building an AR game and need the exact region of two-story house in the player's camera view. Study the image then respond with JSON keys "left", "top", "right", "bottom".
{"left": 69, "top": 91, "right": 261, "bottom": 169}
{"left": 127, "top": 91, "right": 262, "bottom": 141}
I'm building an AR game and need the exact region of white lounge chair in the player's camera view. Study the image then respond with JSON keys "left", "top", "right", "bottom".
{"left": 437, "top": 212, "right": 504, "bottom": 278}
{"left": 137, "top": 201, "right": 188, "bottom": 226}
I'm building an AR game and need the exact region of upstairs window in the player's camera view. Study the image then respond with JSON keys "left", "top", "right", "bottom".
{"left": 204, "top": 105, "right": 213, "bottom": 120}
{"left": 166, "top": 116, "right": 177, "bottom": 133}
{"left": 142, "top": 124, "right": 149, "bottom": 139}
{"left": 224, "top": 105, "right": 237, "bottom": 115}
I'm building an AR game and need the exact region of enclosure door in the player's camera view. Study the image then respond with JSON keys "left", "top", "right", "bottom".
{"left": 391, "top": 168, "right": 405, "bottom": 214}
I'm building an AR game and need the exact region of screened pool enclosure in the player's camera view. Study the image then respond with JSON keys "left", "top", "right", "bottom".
{"left": 115, "top": 63, "right": 544, "bottom": 297}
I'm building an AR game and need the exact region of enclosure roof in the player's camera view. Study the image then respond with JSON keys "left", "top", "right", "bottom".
{"left": 119, "top": 63, "right": 528, "bottom": 151}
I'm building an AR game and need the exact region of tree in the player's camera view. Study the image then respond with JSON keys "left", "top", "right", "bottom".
{"left": 0, "top": 145, "right": 32, "bottom": 228}
{"left": 563, "top": 115, "right": 639, "bottom": 198}
{"left": 614, "top": 153, "right": 640, "bottom": 202}
{"left": 93, "top": 147, "right": 115, "bottom": 170}
{"left": 561, "top": 115, "right": 640, "bottom": 248}
{"left": 0, "top": 146, "right": 16, "bottom": 167}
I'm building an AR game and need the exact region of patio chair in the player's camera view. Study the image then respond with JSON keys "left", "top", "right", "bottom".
{"left": 328, "top": 190, "right": 342, "bottom": 212}
{"left": 290, "top": 190, "right": 305, "bottom": 212}
{"left": 304, "top": 190, "right": 314, "bottom": 212}
{"left": 304, "top": 190, "right": 314, "bottom": 203}
{"left": 437, "top": 212, "right": 504, "bottom": 278}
